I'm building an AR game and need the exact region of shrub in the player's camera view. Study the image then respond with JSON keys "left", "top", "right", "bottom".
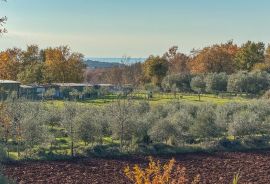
{"left": 124, "top": 157, "right": 200, "bottom": 184}
{"left": 217, "top": 138, "right": 241, "bottom": 150}
{"left": 229, "top": 111, "right": 261, "bottom": 137}
{"left": 87, "top": 144, "right": 121, "bottom": 157}
{"left": 242, "top": 136, "right": 269, "bottom": 148}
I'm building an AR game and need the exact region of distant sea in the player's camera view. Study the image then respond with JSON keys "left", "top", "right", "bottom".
{"left": 87, "top": 57, "right": 146, "bottom": 63}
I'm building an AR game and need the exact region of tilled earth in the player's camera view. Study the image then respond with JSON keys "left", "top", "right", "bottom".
{"left": 4, "top": 151, "right": 270, "bottom": 184}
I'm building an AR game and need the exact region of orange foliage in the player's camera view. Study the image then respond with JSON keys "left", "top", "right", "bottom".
{"left": 0, "top": 49, "right": 21, "bottom": 80}
{"left": 124, "top": 157, "right": 200, "bottom": 184}
{"left": 189, "top": 42, "right": 238, "bottom": 74}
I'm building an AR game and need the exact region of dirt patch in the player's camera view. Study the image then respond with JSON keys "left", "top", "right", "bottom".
{"left": 4, "top": 151, "right": 270, "bottom": 184}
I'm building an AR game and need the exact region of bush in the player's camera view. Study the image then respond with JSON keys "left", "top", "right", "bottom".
{"left": 87, "top": 144, "right": 121, "bottom": 157}
{"left": 217, "top": 138, "right": 241, "bottom": 149}
{"left": 124, "top": 157, "right": 200, "bottom": 184}
{"left": 242, "top": 136, "right": 269, "bottom": 148}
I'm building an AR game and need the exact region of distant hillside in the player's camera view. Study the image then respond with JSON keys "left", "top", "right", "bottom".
{"left": 85, "top": 60, "right": 125, "bottom": 69}
{"left": 85, "top": 58, "right": 146, "bottom": 69}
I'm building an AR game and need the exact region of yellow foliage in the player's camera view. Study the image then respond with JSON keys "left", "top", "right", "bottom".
{"left": 124, "top": 157, "right": 200, "bottom": 184}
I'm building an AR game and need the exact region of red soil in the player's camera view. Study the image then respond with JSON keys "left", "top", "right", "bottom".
{"left": 4, "top": 151, "right": 270, "bottom": 184}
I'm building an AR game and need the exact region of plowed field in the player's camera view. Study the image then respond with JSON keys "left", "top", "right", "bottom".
{"left": 4, "top": 151, "right": 270, "bottom": 184}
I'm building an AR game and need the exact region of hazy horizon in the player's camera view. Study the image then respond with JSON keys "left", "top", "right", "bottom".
{"left": 1, "top": 0, "right": 270, "bottom": 57}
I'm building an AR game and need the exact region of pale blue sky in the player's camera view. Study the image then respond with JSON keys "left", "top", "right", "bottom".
{"left": 0, "top": 0, "right": 270, "bottom": 57}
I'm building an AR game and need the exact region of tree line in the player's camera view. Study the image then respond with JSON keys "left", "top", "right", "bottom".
{"left": 1, "top": 40, "right": 270, "bottom": 88}
{"left": 86, "top": 41, "right": 270, "bottom": 89}
{"left": 162, "top": 71, "right": 270, "bottom": 98}
{"left": 0, "top": 45, "right": 86, "bottom": 84}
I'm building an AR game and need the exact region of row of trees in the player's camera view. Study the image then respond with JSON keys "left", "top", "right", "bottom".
{"left": 86, "top": 41, "right": 270, "bottom": 88}
{"left": 1, "top": 98, "right": 270, "bottom": 159}
{"left": 162, "top": 71, "right": 270, "bottom": 96}
{"left": 0, "top": 40, "right": 269, "bottom": 87}
{"left": 0, "top": 45, "right": 86, "bottom": 84}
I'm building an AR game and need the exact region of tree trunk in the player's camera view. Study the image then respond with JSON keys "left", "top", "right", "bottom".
{"left": 71, "top": 139, "right": 74, "bottom": 157}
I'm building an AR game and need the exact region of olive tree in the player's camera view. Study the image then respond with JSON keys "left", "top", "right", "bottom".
{"left": 227, "top": 71, "right": 270, "bottom": 95}
{"left": 205, "top": 73, "right": 228, "bottom": 94}
{"left": 190, "top": 104, "right": 221, "bottom": 140}
{"left": 106, "top": 100, "right": 138, "bottom": 151}
{"left": 228, "top": 110, "right": 261, "bottom": 138}
{"left": 20, "top": 103, "right": 48, "bottom": 157}
{"left": 190, "top": 75, "right": 206, "bottom": 101}
{"left": 150, "top": 110, "right": 193, "bottom": 146}
{"left": 61, "top": 102, "right": 82, "bottom": 157}
{"left": 4, "top": 98, "right": 28, "bottom": 157}
{"left": 161, "top": 73, "right": 191, "bottom": 92}
{"left": 76, "top": 109, "right": 103, "bottom": 146}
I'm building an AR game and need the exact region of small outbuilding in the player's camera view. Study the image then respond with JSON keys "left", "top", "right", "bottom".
{"left": 0, "top": 80, "right": 21, "bottom": 99}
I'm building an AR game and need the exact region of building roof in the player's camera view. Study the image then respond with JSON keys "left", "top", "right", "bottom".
{"left": 0, "top": 80, "right": 20, "bottom": 84}
{"left": 53, "top": 83, "right": 93, "bottom": 87}
{"left": 20, "top": 85, "right": 34, "bottom": 89}
{"left": 95, "top": 84, "right": 113, "bottom": 87}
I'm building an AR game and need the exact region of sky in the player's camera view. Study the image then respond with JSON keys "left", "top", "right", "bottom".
{"left": 0, "top": 0, "right": 270, "bottom": 58}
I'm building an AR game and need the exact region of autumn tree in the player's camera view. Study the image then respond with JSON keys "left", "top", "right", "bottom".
{"left": 143, "top": 56, "right": 168, "bottom": 87}
{"left": 0, "top": 48, "right": 22, "bottom": 80}
{"left": 17, "top": 62, "right": 44, "bottom": 84}
{"left": 163, "top": 46, "right": 190, "bottom": 74}
{"left": 43, "top": 46, "right": 86, "bottom": 83}
{"left": 189, "top": 41, "right": 238, "bottom": 74}
{"left": 234, "top": 41, "right": 265, "bottom": 71}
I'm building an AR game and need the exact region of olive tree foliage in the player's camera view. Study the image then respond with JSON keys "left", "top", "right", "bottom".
{"left": 161, "top": 73, "right": 192, "bottom": 92}
{"left": 149, "top": 109, "right": 194, "bottom": 146}
{"left": 227, "top": 71, "right": 270, "bottom": 94}
{"left": 205, "top": 73, "right": 228, "bottom": 94}
{"left": 190, "top": 104, "right": 221, "bottom": 139}
{"left": 106, "top": 100, "right": 142, "bottom": 151}
{"left": 75, "top": 108, "right": 103, "bottom": 146}
{"left": 103, "top": 100, "right": 151, "bottom": 152}
{"left": 228, "top": 111, "right": 261, "bottom": 137}
{"left": 215, "top": 102, "right": 246, "bottom": 135}
{"left": 20, "top": 102, "right": 48, "bottom": 157}
{"left": 3, "top": 98, "right": 48, "bottom": 158}
{"left": 61, "top": 102, "right": 82, "bottom": 157}
{"left": 4, "top": 98, "right": 30, "bottom": 157}
{"left": 190, "top": 75, "right": 206, "bottom": 100}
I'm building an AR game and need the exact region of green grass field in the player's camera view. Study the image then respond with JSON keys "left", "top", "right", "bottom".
{"left": 47, "top": 92, "right": 250, "bottom": 107}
